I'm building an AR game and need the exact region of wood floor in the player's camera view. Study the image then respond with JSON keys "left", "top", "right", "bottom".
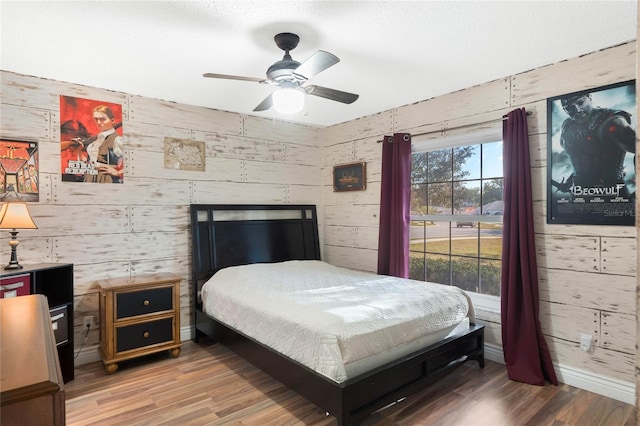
{"left": 65, "top": 339, "right": 636, "bottom": 425}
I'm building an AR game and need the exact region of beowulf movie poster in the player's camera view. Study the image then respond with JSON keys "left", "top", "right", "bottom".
{"left": 547, "top": 80, "right": 636, "bottom": 226}
{"left": 60, "top": 95, "right": 124, "bottom": 183}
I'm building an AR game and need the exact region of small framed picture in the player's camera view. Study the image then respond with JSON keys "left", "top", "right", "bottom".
{"left": 333, "top": 162, "right": 366, "bottom": 192}
{"left": 0, "top": 139, "right": 39, "bottom": 202}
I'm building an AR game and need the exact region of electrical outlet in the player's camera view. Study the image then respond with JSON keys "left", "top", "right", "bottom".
{"left": 83, "top": 315, "right": 94, "bottom": 329}
{"left": 580, "top": 333, "right": 592, "bottom": 351}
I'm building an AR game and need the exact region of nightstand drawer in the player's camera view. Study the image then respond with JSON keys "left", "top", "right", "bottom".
{"left": 116, "top": 317, "right": 174, "bottom": 352}
{"left": 116, "top": 287, "right": 173, "bottom": 318}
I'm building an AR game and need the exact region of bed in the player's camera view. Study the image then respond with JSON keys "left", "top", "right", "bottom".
{"left": 190, "top": 204, "right": 484, "bottom": 425}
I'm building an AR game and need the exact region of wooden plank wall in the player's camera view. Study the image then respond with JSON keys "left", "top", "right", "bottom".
{"left": 0, "top": 71, "right": 324, "bottom": 354}
{"left": 0, "top": 42, "right": 636, "bottom": 394}
{"left": 322, "top": 42, "right": 637, "bottom": 385}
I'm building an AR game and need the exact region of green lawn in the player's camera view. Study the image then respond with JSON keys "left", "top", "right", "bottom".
{"left": 410, "top": 237, "right": 502, "bottom": 258}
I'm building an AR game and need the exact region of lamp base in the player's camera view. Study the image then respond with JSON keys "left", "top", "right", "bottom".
{"left": 3, "top": 262, "right": 23, "bottom": 270}
{"left": 4, "top": 230, "right": 23, "bottom": 270}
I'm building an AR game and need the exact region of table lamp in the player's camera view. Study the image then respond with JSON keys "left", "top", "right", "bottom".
{"left": 0, "top": 202, "right": 38, "bottom": 270}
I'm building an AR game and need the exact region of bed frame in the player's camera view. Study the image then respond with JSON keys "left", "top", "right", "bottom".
{"left": 190, "top": 204, "right": 484, "bottom": 425}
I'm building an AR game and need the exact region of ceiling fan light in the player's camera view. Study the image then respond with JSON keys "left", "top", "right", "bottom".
{"left": 273, "top": 87, "right": 304, "bottom": 114}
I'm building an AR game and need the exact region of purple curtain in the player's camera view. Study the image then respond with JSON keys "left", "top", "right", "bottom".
{"left": 377, "top": 133, "right": 411, "bottom": 278}
{"left": 501, "top": 108, "right": 558, "bottom": 386}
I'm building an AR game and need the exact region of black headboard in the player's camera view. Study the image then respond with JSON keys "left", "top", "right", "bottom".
{"left": 190, "top": 204, "right": 321, "bottom": 283}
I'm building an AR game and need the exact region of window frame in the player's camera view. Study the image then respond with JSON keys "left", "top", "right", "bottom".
{"left": 411, "top": 128, "right": 503, "bottom": 313}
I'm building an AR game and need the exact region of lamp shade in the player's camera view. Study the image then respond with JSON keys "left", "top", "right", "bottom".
{"left": 0, "top": 203, "right": 38, "bottom": 230}
{"left": 272, "top": 87, "right": 304, "bottom": 114}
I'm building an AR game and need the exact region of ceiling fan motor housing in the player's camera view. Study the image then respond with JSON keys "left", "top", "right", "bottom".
{"left": 267, "top": 33, "right": 304, "bottom": 82}
{"left": 266, "top": 59, "right": 302, "bottom": 82}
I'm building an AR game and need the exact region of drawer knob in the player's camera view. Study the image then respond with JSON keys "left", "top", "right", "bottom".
{"left": 143, "top": 300, "right": 150, "bottom": 306}
{"left": 143, "top": 331, "right": 150, "bottom": 338}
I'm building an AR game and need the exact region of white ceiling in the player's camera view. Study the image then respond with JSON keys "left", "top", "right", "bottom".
{"left": 1, "top": 1, "right": 637, "bottom": 127}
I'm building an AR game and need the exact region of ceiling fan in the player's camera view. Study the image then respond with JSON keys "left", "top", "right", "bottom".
{"left": 203, "top": 32, "right": 359, "bottom": 114}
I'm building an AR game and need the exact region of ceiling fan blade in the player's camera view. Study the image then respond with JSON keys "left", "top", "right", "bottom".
{"left": 305, "top": 85, "right": 359, "bottom": 104}
{"left": 203, "top": 73, "right": 265, "bottom": 83}
{"left": 253, "top": 94, "right": 273, "bottom": 112}
{"left": 294, "top": 50, "right": 339, "bottom": 80}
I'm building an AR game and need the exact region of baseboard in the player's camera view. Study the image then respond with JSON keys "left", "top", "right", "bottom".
{"left": 74, "top": 326, "right": 194, "bottom": 367}
{"left": 74, "top": 343, "right": 101, "bottom": 366}
{"left": 483, "top": 342, "right": 505, "bottom": 364}
{"left": 77, "top": 330, "right": 634, "bottom": 404}
{"left": 484, "top": 342, "right": 635, "bottom": 405}
{"left": 554, "top": 363, "right": 635, "bottom": 405}
{"left": 182, "top": 325, "right": 194, "bottom": 342}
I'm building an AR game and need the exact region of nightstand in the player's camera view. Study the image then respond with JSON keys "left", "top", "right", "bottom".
{"left": 96, "top": 273, "right": 182, "bottom": 374}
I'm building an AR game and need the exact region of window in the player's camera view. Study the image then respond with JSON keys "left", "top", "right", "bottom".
{"left": 409, "top": 132, "right": 503, "bottom": 305}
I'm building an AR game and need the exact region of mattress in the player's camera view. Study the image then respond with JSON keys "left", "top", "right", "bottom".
{"left": 201, "top": 260, "right": 474, "bottom": 383}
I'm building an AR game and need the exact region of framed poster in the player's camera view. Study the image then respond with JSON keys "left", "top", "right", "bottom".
{"left": 164, "top": 137, "right": 206, "bottom": 171}
{"left": 333, "top": 162, "right": 366, "bottom": 192}
{"left": 547, "top": 80, "right": 636, "bottom": 225}
{"left": 0, "top": 139, "right": 39, "bottom": 202}
{"left": 60, "top": 95, "right": 124, "bottom": 183}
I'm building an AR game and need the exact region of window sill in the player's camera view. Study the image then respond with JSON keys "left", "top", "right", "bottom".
{"left": 467, "top": 292, "right": 500, "bottom": 314}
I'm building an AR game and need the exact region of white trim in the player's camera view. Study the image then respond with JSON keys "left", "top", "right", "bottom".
{"left": 74, "top": 343, "right": 101, "bottom": 366}
{"left": 412, "top": 127, "right": 502, "bottom": 152}
{"left": 483, "top": 341, "right": 505, "bottom": 364}
{"left": 469, "top": 293, "right": 500, "bottom": 314}
{"left": 483, "top": 343, "right": 634, "bottom": 404}
{"left": 555, "top": 363, "right": 635, "bottom": 405}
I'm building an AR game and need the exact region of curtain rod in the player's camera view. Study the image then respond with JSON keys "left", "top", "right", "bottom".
{"left": 377, "top": 110, "right": 533, "bottom": 142}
